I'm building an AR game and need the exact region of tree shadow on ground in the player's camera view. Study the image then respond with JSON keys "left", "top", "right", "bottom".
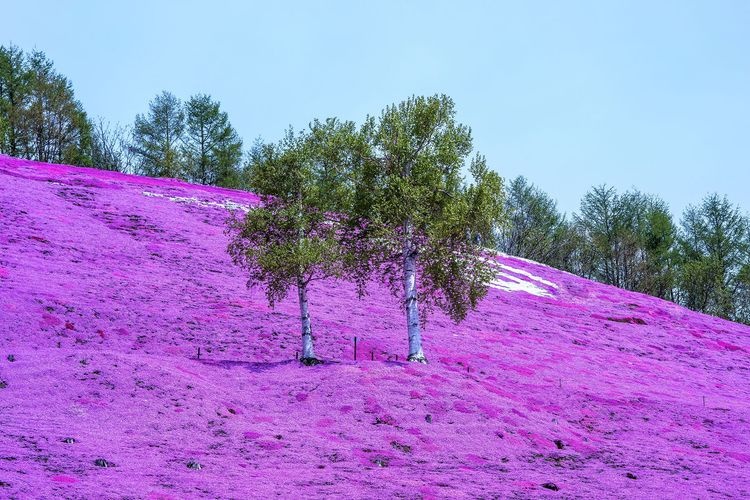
{"left": 197, "top": 359, "right": 295, "bottom": 373}
{"left": 196, "top": 358, "right": 344, "bottom": 372}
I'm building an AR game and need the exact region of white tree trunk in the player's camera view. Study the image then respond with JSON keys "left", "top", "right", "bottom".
{"left": 403, "top": 219, "right": 427, "bottom": 363}
{"left": 298, "top": 278, "right": 316, "bottom": 360}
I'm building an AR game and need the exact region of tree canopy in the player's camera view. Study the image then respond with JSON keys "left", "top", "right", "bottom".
{"left": 227, "top": 120, "right": 358, "bottom": 364}
{"left": 0, "top": 45, "right": 92, "bottom": 165}
{"left": 499, "top": 176, "right": 567, "bottom": 265}
{"left": 131, "top": 91, "right": 185, "bottom": 178}
{"left": 349, "top": 95, "right": 505, "bottom": 362}
{"left": 183, "top": 94, "right": 243, "bottom": 187}
{"left": 677, "top": 194, "right": 749, "bottom": 320}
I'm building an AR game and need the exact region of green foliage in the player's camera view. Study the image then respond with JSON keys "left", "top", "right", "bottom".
{"left": 677, "top": 194, "right": 749, "bottom": 321}
{"left": 499, "top": 176, "right": 568, "bottom": 266}
{"left": 183, "top": 94, "right": 243, "bottom": 187}
{"left": 62, "top": 107, "right": 94, "bottom": 167}
{"left": 131, "top": 91, "right": 243, "bottom": 185}
{"left": 576, "top": 185, "right": 626, "bottom": 287}
{"left": 553, "top": 220, "right": 592, "bottom": 276}
{"left": 0, "top": 44, "right": 29, "bottom": 157}
{"left": 351, "top": 94, "right": 505, "bottom": 323}
{"left": 574, "top": 186, "right": 676, "bottom": 297}
{"left": 230, "top": 97, "right": 505, "bottom": 361}
{"left": 497, "top": 179, "right": 750, "bottom": 324}
{"left": 420, "top": 155, "right": 505, "bottom": 321}
{"left": 227, "top": 121, "right": 356, "bottom": 306}
{"left": 305, "top": 118, "right": 364, "bottom": 211}
{"left": 227, "top": 197, "right": 345, "bottom": 306}
{"left": 0, "top": 45, "right": 92, "bottom": 165}
{"left": 640, "top": 200, "right": 677, "bottom": 299}
{"left": 132, "top": 91, "right": 185, "bottom": 178}
{"left": 228, "top": 122, "right": 362, "bottom": 363}
{"left": 736, "top": 264, "right": 750, "bottom": 324}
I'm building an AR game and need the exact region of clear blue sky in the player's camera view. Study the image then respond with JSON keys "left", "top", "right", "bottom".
{"left": 4, "top": 0, "right": 749, "bottom": 217}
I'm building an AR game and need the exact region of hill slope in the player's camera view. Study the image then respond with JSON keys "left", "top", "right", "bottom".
{"left": 1, "top": 155, "right": 749, "bottom": 498}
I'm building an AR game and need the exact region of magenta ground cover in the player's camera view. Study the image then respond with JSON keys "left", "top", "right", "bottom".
{"left": 1, "top": 155, "right": 749, "bottom": 498}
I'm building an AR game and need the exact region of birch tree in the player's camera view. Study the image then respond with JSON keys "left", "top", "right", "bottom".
{"left": 350, "top": 95, "right": 505, "bottom": 363}
{"left": 227, "top": 120, "right": 357, "bottom": 364}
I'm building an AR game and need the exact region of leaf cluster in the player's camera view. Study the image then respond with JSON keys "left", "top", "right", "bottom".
{"left": 229, "top": 95, "right": 507, "bottom": 327}
{"left": 350, "top": 95, "right": 506, "bottom": 323}
{"left": 227, "top": 121, "right": 358, "bottom": 306}
{"left": 131, "top": 91, "right": 243, "bottom": 185}
{"left": 0, "top": 45, "right": 91, "bottom": 165}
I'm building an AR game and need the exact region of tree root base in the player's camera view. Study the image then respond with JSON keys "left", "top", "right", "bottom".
{"left": 300, "top": 357, "right": 324, "bottom": 366}
{"left": 407, "top": 354, "right": 428, "bottom": 364}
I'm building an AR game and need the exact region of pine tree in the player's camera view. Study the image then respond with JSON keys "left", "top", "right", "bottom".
{"left": 575, "top": 186, "right": 678, "bottom": 296}
{"left": 677, "top": 194, "right": 749, "bottom": 320}
{"left": 182, "top": 94, "right": 242, "bottom": 187}
{"left": 132, "top": 91, "right": 184, "bottom": 178}
{"left": 640, "top": 198, "right": 677, "bottom": 300}
{"left": 576, "top": 185, "right": 623, "bottom": 287}
{"left": 349, "top": 95, "right": 505, "bottom": 363}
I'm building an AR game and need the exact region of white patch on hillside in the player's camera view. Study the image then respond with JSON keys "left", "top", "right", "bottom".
{"left": 485, "top": 259, "right": 557, "bottom": 298}
{"left": 495, "top": 250, "right": 578, "bottom": 278}
{"left": 141, "top": 189, "right": 555, "bottom": 297}
{"left": 142, "top": 191, "right": 251, "bottom": 212}
{"left": 496, "top": 262, "right": 558, "bottom": 290}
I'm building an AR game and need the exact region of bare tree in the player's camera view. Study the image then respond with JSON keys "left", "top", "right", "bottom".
{"left": 91, "top": 118, "right": 134, "bottom": 172}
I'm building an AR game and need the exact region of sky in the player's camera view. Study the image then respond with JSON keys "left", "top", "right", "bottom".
{"left": 3, "top": 0, "right": 749, "bottom": 217}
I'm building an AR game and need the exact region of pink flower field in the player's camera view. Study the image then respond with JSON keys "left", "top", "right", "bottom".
{"left": 1, "top": 155, "right": 749, "bottom": 498}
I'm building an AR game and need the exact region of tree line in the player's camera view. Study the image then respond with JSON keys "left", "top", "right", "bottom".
{"left": 0, "top": 45, "right": 91, "bottom": 165}
{"left": 498, "top": 178, "right": 750, "bottom": 324}
{"left": 3, "top": 44, "right": 749, "bottom": 341}
{"left": 1, "top": 45, "right": 243, "bottom": 186}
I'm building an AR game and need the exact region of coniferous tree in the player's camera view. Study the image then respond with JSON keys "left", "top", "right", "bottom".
{"left": 576, "top": 185, "right": 624, "bottom": 287}
{"left": 182, "top": 94, "right": 242, "bottom": 187}
{"left": 640, "top": 198, "right": 677, "bottom": 299}
{"left": 132, "top": 91, "right": 184, "bottom": 178}
{"left": 349, "top": 95, "right": 505, "bottom": 363}
{"left": 736, "top": 263, "right": 750, "bottom": 324}
{"left": 677, "top": 194, "right": 749, "bottom": 320}
{"left": 554, "top": 220, "right": 592, "bottom": 276}
{"left": 575, "top": 186, "right": 677, "bottom": 295}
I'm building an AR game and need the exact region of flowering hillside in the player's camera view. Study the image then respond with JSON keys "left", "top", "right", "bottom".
{"left": 1, "top": 155, "right": 749, "bottom": 498}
